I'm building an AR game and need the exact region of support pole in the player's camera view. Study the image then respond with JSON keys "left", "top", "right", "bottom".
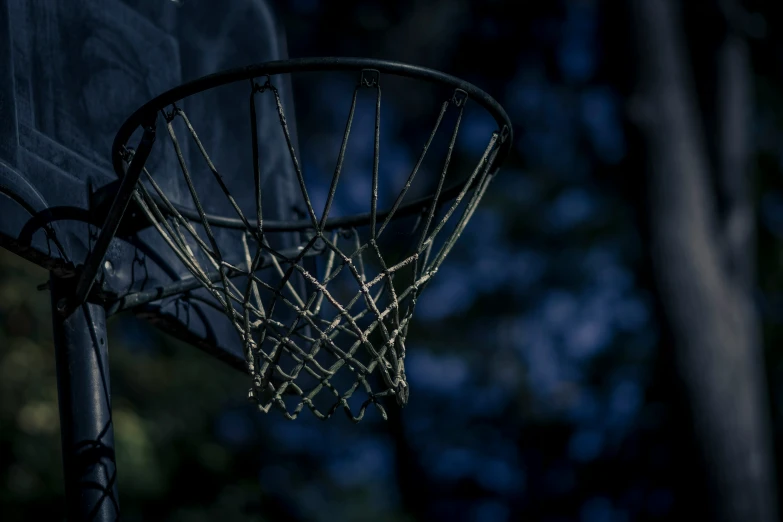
{"left": 51, "top": 275, "right": 120, "bottom": 521}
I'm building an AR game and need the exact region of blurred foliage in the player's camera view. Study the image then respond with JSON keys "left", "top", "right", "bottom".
{"left": 0, "top": 251, "right": 64, "bottom": 518}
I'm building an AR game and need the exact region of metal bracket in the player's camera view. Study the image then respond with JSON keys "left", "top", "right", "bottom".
{"left": 62, "top": 120, "right": 157, "bottom": 315}
{"left": 252, "top": 76, "right": 273, "bottom": 93}
{"left": 359, "top": 69, "right": 380, "bottom": 88}
{"left": 451, "top": 88, "right": 469, "bottom": 107}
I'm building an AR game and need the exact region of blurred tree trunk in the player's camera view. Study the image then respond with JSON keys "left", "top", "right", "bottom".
{"left": 628, "top": 0, "right": 778, "bottom": 520}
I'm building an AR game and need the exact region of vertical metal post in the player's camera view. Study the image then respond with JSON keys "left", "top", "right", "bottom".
{"left": 51, "top": 275, "right": 120, "bottom": 521}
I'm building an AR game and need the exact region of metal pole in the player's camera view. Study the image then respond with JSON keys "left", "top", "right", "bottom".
{"left": 51, "top": 275, "right": 120, "bottom": 521}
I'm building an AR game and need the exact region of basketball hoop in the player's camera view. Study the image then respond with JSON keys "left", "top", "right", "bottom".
{"left": 110, "top": 57, "right": 513, "bottom": 421}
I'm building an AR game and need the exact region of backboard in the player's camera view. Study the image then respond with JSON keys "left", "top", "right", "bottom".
{"left": 0, "top": 0, "right": 302, "bottom": 370}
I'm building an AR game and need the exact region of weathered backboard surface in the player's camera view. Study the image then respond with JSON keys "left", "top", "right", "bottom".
{"left": 0, "top": 0, "right": 301, "bottom": 369}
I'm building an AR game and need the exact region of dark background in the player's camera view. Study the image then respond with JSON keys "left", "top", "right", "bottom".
{"left": 3, "top": 0, "right": 783, "bottom": 520}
